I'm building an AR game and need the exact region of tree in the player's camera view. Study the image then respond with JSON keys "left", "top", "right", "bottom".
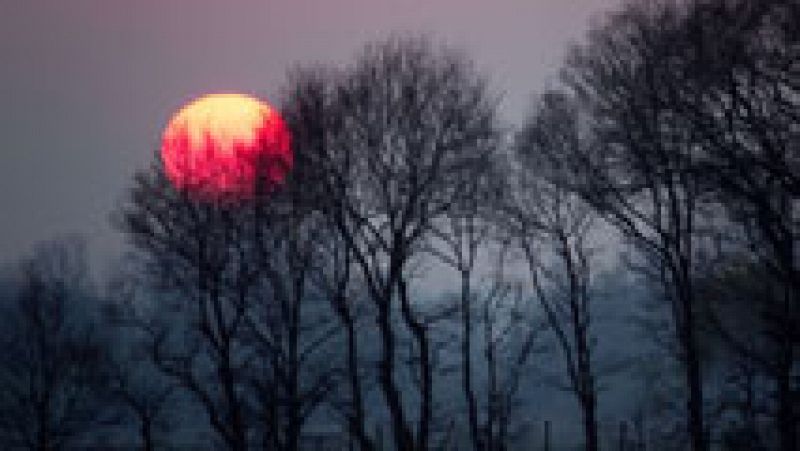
{"left": 511, "top": 91, "right": 603, "bottom": 451}
{"left": 105, "top": 344, "right": 175, "bottom": 451}
{"left": 476, "top": 280, "right": 543, "bottom": 451}
{"left": 0, "top": 238, "right": 111, "bottom": 450}
{"left": 662, "top": 1, "right": 800, "bottom": 448}
{"left": 552, "top": 3, "right": 721, "bottom": 447}
{"left": 554, "top": 0, "right": 798, "bottom": 448}
{"left": 425, "top": 117, "right": 503, "bottom": 451}
{"left": 694, "top": 255, "right": 773, "bottom": 450}
{"left": 280, "top": 68, "right": 375, "bottom": 450}
{"left": 306, "top": 36, "right": 500, "bottom": 450}
{"left": 243, "top": 174, "right": 340, "bottom": 451}
{"left": 115, "top": 166, "right": 258, "bottom": 450}
{"left": 115, "top": 151, "right": 342, "bottom": 451}
{"left": 104, "top": 261, "right": 176, "bottom": 451}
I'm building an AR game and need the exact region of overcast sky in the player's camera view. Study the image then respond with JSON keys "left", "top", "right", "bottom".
{"left": 0, "top": 0, "right": 617, "bottom": 269}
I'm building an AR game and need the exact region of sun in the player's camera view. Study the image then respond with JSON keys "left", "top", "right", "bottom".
{"left": 161, "top": 93, "right": 292, "bottom": 200}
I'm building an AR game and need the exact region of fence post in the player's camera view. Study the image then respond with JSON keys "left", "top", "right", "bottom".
{"left": 543, "top": 420, "right": 550, "bottom": 451}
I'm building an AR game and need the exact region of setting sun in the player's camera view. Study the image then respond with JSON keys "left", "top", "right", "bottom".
{"left": 161, "top": 93, "right": 292, "bottom": 200}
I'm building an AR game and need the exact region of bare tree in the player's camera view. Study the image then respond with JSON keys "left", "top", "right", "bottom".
{"left": 661, "top": 1, "right": 800, "bottom": 448}
{"left": 476, "top": 280, "right": 542, "bottom": 451}
{"left": 115, "top": 154, "right": 342, "bottom": 451}
{"left": 306, "top": 36, "right": 500, "bottom": 450}
{"left": 105, "top": 344, "right": 174, "bottom": 451}
{"left": 0, "top": 238, "right": 111, "bottom": 451}
{"left": 425, "top": 125, "right": 502, "bottom": 451}
{"left": 427, "top": 199, "right": 488, "bottom": 451}
{"left": 115, "top": 165, "right": 258, "bottom": 450}
{"left": 104, "top": 262, "right": 175, "bottom": 451}
{"left": 312, "top": 222, "right": 374, "bottom": 451}
{"left": 510, "top": 91, "right": 602, "bottom": 451}
{"left": 694, "top": 255, "right": 773, "bottom": 450}
{"left": 245, "top": 182, "right": 341, "bottom": 451}
{"left": 557, "top": 0, "right": 798, "bottom": 448}
{"left": 553, "top": 3, "right": 719, "bottom": 447}
{"left": 280, "top": 68, "right": 375, "bottom": 450}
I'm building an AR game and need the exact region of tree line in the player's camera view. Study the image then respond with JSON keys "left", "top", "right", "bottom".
{"left": 0, "top": 0, "right": 797, "bottom": 449}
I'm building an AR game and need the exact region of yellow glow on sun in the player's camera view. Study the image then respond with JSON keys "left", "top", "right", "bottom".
{"left": 164, "top": 93, "right": 272, "bottom": 156}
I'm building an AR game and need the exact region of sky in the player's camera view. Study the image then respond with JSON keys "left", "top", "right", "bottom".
{"left": 0, "top": 0, "right": 617, "bottom": 270}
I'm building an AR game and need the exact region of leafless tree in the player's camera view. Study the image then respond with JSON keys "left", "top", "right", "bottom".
{"left": 115, "top": 165, "right": 258, "bottom": 450}
{"left": 554, "top": 0, "right": 798, "bottom": 448}
{"left": 0, "top": 238, "right": 111, "bottom": 451}
{"left": 104, "top": 262, "right": 175, "bottom": 451}
{"left": 115, "top": 150, "right": 340, "bottom": 451}
{"left": 659, "top": 1, "right": 800, "bottom": 448}
{"left": 509, "top": 91, "right": 603, "bottom": 451}
{"left": 476, "top": 280, "right": 543, "bottom": 451}
{"left": 244, "top": 178, "right": 341, "bottom": 451}
{"left": 304, "top": 36, "right": 500, "bottom": 450}
{"left": 693, "top": 257, "right": 770, "bottom": 449}
{"left": 552, "top": 3, "right": 721, "bottom": 447}
{"left": 280, "top": 68, "right": 375, "bottom": 450}
{"left": 106, "top": 345, "right": 174, "bottom": 451}
{"left": 424, "top": 123, "right": 503, "bottom": 451}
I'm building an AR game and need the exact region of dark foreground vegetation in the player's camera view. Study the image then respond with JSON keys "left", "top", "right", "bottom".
{"left": 0, "top": 0, "right": 797, "bottom": 449}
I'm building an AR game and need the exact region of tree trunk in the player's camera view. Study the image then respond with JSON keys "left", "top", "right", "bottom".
{"left": 682, "top": 297, "right": 706, "bottom": 451}
{"left": 398, "top": 278, "right": 431, "bottom": 450}
{"left": 220, "top": 360, "right": 247, "bottom": 451}
{"left": 377, "top": 296, "right": 414, "bottom": 451}
{"left": 460, "top": 272, "right": 481, "bottom": 451}
{"left": 141, "top": 419, "right": 154, "bottom": 451}
{"left": 777, "top": 365, "right": 796, "bottom": 451}
{"left": 583, "top": 393, "right": 599, "bottom": 451}
{"left": 484, "top": 302, "right": 497, "bottom": 451}
{"left": 343, "top": 311, "right": 372, "bottom": 450}
{"left": 286, "top": 283, "right": 302, "bottom": 451}
{"left": 777, "top": 284, "right": 796, "bottom": 451}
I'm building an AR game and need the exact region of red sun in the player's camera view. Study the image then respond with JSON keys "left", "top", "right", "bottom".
{"left": 161, "top": 93, "right": 292, "bottom": 201}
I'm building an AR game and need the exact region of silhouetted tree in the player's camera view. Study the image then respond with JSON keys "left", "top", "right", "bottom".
{"left": 280, "top": 67, "right": 375, "bottom": 450}
{"left": 659, "top": 1, "right": 800, "bottom": 448}
{"left": 552, "top": 3, "right": 721, "bottom": 447}
{"left": 511, "top": 91, "right": 603, "bottom": 451}
{"left": 116, "top": 151, "right": 340, "bottom": 451}
{"left": 115, "top": 165, "right": 258, "bottom": 450}
{"left": 476, "top": 280, "right": 543, "bottom": 451}
{"left": 104, "top": 261, "right": 176, "bottom": 451}
{"left": 0, "top": 238, "right": 111, "bottom": 450}
{"left": 305, "top": 36, "right": 500, "bottom": 450}
{"left": 244, "top": 173, "right": 340, "bottom": 451}
{"left": 538, "top": 1, "right": 799, "bottom": 448}
{"left": 425, "top": 119, "right": 503, "bottom": 451}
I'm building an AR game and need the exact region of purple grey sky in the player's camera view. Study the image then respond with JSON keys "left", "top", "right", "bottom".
{"left": 0, "top": 0, "right": 616, "bottom": 268}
